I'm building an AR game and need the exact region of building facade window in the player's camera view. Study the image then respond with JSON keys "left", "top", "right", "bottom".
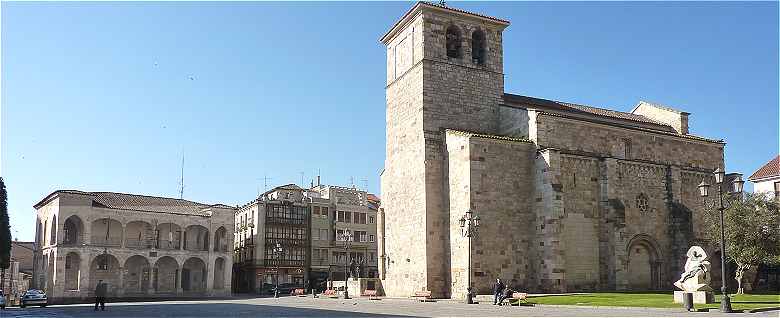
{"left": 636, "top": 193, "right": 649, "bottom": 215}
{"left": 369, "top": 234, "right": 375, "bottom": 242}
{"left": 369, "top": 216, "right": 374, "bottom": 224}
{"left": 471, "top": 29, "right": 486, "bottom": 65}
{"left": 446, "top": 25, "right": 461, "bottom": 58}
{"left": 622, "top": 138, "right": 632, "bottom": 159}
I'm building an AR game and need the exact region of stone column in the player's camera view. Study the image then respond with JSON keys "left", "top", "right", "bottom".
{"left": 206, "top": 257, "right": 215, "bottom": 295}
{"left": 83, "top": 220, "right": 92, "bottom": 246}
{"left": 120, "top": 225, "right": 126, "bottom": 248}
{"left": 176, "top": 267, "right": 183, "bottom": 294}
{"left": 180, "top": 231, "right": 185, "bottom": 250}
{"left": 147, "top": 266, "right": 155, "bottom": 295}
{"left": 116, "top": 266, "right": 125, "bottom": 297}
{"left": 80, "top": 253, "right": 91, "bottom": 297}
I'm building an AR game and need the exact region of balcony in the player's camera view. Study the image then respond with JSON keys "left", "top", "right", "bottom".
{"left": 265, "top": 217, "right": 306, "bottom": 226}
{"left": 311, "top": 258, "right": 330, "bottom": 267}
{"left": 91, "top": 236, "right": 122, "bottom": 247}
{"left": 156, "top": 240, "right": 181, "bottom": 250}
{"left": 125, "top": 238, "right": 153, "bottom": 249}
{"left": 216, "top": 243, "right": 229, "bottom": 252}
{"left": 264, "top": 259, "right": 304, "bottom": 268}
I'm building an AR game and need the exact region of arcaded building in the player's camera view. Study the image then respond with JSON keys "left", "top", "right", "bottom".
{"left": 378, "top": 2, "right": 725, "bottom": 298}
{"left": 32, "top": 190, "right": 235, "bottom": 303}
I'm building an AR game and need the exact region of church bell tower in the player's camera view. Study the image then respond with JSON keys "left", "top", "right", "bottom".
{"left": 379, "top": 2, "right": 510, "bottom": 297}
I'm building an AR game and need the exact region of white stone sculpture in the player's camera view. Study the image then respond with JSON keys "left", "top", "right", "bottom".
{"left": 674, "top": 246, "right": 712, "bottom": 292}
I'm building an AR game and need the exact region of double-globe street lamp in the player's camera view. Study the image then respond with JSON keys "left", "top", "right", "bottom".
{"left": 697, "top": 167, "right": 744, "bottom": 313}
{"left": 459, "top": 210, "right": 480, "bottom": 305}
{"left": 338, "top": 229, "right": 354, "bottom": 299}
{"left": 272, "top": 242, "right": 284, "bottom": 298}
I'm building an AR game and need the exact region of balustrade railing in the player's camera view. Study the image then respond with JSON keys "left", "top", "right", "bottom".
{"left": 91, "top": 236, "right": 122, "bottom": 247}
{"left": 217, "top": 243, "right": 229, "bottom": 252}
{"left": 125, "top": 238, "right": 153, "bottom": 249}
{"left": 156, "top": 240, "right": 181, "bottom": 250}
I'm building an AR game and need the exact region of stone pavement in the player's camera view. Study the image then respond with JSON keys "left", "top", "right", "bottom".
{"left": 0, "top": 296, "right": 777, "bottom": 317}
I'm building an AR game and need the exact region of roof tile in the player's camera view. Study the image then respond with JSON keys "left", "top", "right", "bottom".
{"left": 748, "top": 155, "right": 780, "bottom": 181}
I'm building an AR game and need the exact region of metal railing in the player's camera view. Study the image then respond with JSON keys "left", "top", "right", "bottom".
{"left": 91, "top": 236, "right": 122, "bottom": 247}
{"left": 264, "top": 259, "right": 304, "bottom": 267}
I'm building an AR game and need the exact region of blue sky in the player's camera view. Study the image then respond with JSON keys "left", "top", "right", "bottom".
{"left": 2, "top": 1, "right": 778, "bottom": 241}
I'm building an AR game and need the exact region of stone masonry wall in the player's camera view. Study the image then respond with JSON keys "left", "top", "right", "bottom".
{"left": 381, "top": 12, "right": 429, "bottom": 297}
{"left": 446, "top": 132, "right": 535, "bottom": 298}
{"left": 534, "top": 113, "right": 723, "bottom": 171}
{"left": 559, "top": 155, "right": 601, "bottom": 290}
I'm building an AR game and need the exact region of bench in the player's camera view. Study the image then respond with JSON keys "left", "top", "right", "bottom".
{"left": 501, "top": 292, "right": 529, "bottom": 306}
{"left": 361, "top": 289, "right": 380, "bottom": 300}
{"left": 322, "top": 289, "right": 338, "bottom": 298}
{"left": 292, "top": 288, "right": 306, "bottom": 297}
{"left": 411, "top": 290, "right": 434, "bottom": 302}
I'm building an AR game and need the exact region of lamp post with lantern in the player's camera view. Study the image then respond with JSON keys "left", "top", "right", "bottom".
{"left": 272, "top": 242, "right": 284, "bottom": 298}
{"left": 459, "top": 210, "right": 480, "bottom": 304}
{"left": 696, "top": 167, "right": 744, "bottom": 313}
{"left": 338, "top": 229, "right": 354, "bottom": 299}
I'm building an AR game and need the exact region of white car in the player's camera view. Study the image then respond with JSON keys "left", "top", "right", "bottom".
{"left": 20, "top": 289, "right": 47, "bottom": 308}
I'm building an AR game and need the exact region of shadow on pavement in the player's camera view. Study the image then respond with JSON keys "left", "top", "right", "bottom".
{"left": 3, "top": 302, "right": 412, "bottom": 318}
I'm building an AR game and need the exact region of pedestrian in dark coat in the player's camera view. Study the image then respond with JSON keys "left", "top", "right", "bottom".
{"left": 491, "top": 278, "right": 504, "bottom": 305}
{"left": 94, "top": 280, "right": 108, "bottom": 311}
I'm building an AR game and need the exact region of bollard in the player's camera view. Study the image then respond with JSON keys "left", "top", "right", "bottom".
{"left": 683, "top": 292, "right": 694, "bottom": 312}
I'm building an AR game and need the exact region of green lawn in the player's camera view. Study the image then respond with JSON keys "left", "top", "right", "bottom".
{"left": 528, "top": 292, "right": 780, "bottom": 311}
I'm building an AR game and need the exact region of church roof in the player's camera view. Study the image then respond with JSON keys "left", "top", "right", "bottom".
{"left": 748, "top": 155, "right": 780, "bottom": 181}
{"left": 33, "top": 190, "right": 235, "bottom": 216}
{"left": 503, "top": 94, "right": 673, "bottom": 129}
{"left": 502, "top": 94, "right": 724, "bottom": 143}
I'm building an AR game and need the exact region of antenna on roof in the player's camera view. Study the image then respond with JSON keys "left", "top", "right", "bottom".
{"left": 361, "top": 178, "right": 368, "bottom": 191}
{"left": 300, "top": 171, "right": 305, "bottom": 187}
{"left": 350, "top": 176, "right": 355, "bottom": 189}
{"left": 178, "top": 150, "right": 185, "bottom": 199}
{"left": 263, "top": 174, "right": 272, "bottom": 193}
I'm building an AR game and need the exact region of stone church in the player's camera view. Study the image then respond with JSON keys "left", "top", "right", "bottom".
{"left": 377, "top": 2, "right": 725, "bottom": 298}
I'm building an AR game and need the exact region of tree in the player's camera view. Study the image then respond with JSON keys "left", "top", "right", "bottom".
{"left": 701, "top": 192, "right": 780, "bottom": 294}
{"left": 0, "top": 177, "right": 10, "bottom": 295}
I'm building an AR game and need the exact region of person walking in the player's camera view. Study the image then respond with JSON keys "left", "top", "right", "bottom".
{"left": 94, "top": 280, "right": 107, "bottom": 311}
{"left": 491, "top": 278, "right": 504, "bottom": 305}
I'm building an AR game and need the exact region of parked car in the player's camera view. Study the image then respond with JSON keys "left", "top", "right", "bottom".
{"left": 0, "top": 291, "right": 6, "bottom": 309}
{"left": 20, "top": 289, "right": 47, "bottom": 308}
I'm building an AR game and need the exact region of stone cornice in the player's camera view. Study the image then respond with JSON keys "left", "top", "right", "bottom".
{"left": 445, "top": 129, "right": 533, "bottom": 144}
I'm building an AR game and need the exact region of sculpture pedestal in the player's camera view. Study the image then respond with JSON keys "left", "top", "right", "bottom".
{"left": 674, "top": 291, "right": 714, "bottom": 304}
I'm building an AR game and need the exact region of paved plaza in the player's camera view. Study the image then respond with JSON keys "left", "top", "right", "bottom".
{"left": 0, "top": 296, "right": 778, "bottom": 317}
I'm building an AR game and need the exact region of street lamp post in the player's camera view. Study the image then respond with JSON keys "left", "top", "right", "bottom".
{"left": 459, "top": 210, "right": 480, "bottom": 305}
{"left": 697, "top": 167, "right": 744, "bottom": 313}
{"left": 338, "top": 230, "right": 353, "bottom": 299}
{"left": 272, "top": 242, "right": 283, "bottom": 298}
